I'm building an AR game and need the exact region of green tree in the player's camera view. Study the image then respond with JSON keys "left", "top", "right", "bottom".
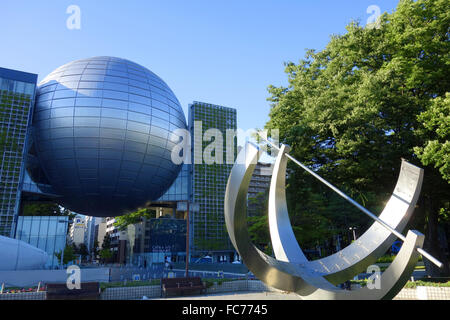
{"left": 247, "top": 191, "right": 272, "bottom": 253}
{"left": 102, "top": 234, "right": 112, "bottom": 250}
{"left": 114, "top": 208, "right": 156, "bottom": 230}
{"left": 78, "top": 243, "right": 89, "bottom": 261}
{"left": 21, "top": 202, "right": 74, "bottom": 217}
{"left": 266, "top": 0, "right": 449, "bottom": 275}
{"left": 54, "top": 245, "right": 77, "bottom": 265}
{"left": 414, "top": 93, "right": 450, "bottom": 182}
{"left": 247, "top": 191, "right": 269, "bottom": 217}
{"left": 99, "top": 248, "right": 113, "bottom": 263}
{"left": 92, "top": 239, "right": 99, "bottom": 259}
{"left": 247, "top": 215, "right": 271, "bottom": 253}
{"left": 99, "top": 234, "right": 113, "bottom": 263}
{"left": 71, "top": 242, "right": 79, "bottom": 255}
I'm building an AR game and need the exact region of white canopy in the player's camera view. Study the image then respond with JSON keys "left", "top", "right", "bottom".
{"left": 0, "top": 236, "right": 48, "bottom": 271}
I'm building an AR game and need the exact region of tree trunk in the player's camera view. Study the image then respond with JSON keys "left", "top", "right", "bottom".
{"left": 423, "top": 197, "right": 450, "bottom": 277}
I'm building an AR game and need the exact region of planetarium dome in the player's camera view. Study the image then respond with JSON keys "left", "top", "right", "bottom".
{"left": 32, "top": 57, "right": 186, "bottom": 217}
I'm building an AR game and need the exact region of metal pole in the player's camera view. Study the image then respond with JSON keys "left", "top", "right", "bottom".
{"left": 257, "top": 134, "right": 443, "bottom": 268}
{"left": 185, "top": 201, "right": 190, "bottom": 278}
{"left": 350, "top": 227, "right": 357, "bottom": 241}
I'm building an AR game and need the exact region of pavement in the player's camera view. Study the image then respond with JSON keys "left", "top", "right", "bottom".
{"left": 149, "top": 290, "right": 304, "bottom": 300}
{"left": 148, "top": 290, "right": 416, "bottom": 300}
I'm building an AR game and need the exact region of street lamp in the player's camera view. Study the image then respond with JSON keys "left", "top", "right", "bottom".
{"left": 177, "top": 201, "right": 199, "bottom": 278}
{"left": 349, "top": 227, "right": 357, "bottom": 241}
{"left": 349, "top": 227, "right": 358, "bottom": 281}
{"left": 59, "top": 219, "right": 69, "bottom": 268}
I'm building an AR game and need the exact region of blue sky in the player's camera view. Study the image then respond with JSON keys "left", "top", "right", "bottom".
{"left": 0, "top": 0, "right": 400, "bottom": 133}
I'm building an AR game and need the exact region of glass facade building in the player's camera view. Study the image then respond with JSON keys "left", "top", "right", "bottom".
{"left": 157, "top": 164, "right": 189, "bottom": 202}
{"left": 0, "top": 68, "right": 37, "bottom": 237}
{"left": 126, "top": 102, "right": 238, "bottom": 264}
{"left": 247, "top": 162, "right": 273, "bottom": 217}
{"left": 15, "top": 216, "right": 69, "bottom": 269}
{"left": 131, "top": 217, "right": 187, "bottom": 265}
{"left": 189, "top": 101, "right": 237, "bottom": 257}
{"left": 146, "top": 218, "right": 186, "bottom": 253}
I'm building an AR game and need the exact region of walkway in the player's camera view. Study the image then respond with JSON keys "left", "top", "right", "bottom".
{"left": 149, "top": 290, "right": 415, "bottom": 300}
{"left": 149, "top": 290, "right": 302, "bottom": 300}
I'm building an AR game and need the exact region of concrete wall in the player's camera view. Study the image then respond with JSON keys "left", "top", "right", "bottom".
{"left": 1, "top": 280, "right": 449, "bottom": 300}
{"left": 101, "top": 285, "right": 161, "bottom": 300}
{"left": 100, "top": 280, "right": 273, "bottom": 300}
{"left": 0, "top": 291, "right": 46, "bottom": 300}
{"left": 100, "top": 281, "right": 450, "bottom": 300}
{"left": 0, "top": 268, "right": 110, "bottom": 288}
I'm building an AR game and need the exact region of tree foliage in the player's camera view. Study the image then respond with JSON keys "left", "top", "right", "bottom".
{"left": 92, "top": 239, "right": 99, "bottom": 258}
{"left": 21, "top": 202, "right": 73, "bottom": 217}
{"left": 99, "top": 248, "right": 113, "bottom": 263}
{"left": 113, "top": 207, "right": 156, "bottom": 231}
{"left": 54, "top": 245, "right": 77, "bottom": 265}
{"left": 247, "top": 191, "right": 271, "bottom": 253}
{"left": 415, "top": 93, "right": 450, "bottom": 182}
{"left": 247, "top": 191, "right": 269, "bottom": 217}
{"left": 78, "top": 243, "right": 89, "bottom": 259}
{"left": 102, "top": 233, "right": 112, "bottom": 250}
{"left": 99, "top": 234, "right": 113, "bottom": 263}
{"left": 265, "top": 0, "right": 449, "bottom": 274}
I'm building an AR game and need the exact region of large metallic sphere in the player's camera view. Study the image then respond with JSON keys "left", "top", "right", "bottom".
{"left": 32, "top": 57, "right": 186, "bottom": 217}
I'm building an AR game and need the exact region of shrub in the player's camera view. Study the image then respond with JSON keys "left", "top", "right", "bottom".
{"left": 404, "top": 280, "right": 450, "bottom": 289}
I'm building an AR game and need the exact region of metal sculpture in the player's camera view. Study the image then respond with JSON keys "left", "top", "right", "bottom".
{"left": 32, "top": 56, "right": 187, "bottom": 217}
{"left": 224, "top": 141, "right": 442, "bottom": 299}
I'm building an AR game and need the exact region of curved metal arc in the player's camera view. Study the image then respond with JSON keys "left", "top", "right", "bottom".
{"left": 294, "top": 230, "right": 424, "bottom": 300}
{"left": 268, "top": 144, "right": 425, "bottom": 284}
{"left": 224, "top": 143, "right": 318, "bottom": 292}
{"left": 268, "top": 144, "right": 309, "bottom": 264}
{"left": 258, "top": 134, "right": 425, "bottom": 243}
{"left": 224, "top": 142, "right": 425, "bottom": 300}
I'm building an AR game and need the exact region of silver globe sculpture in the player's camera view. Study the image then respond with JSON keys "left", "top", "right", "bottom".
{"left": 32, "top": 57, "right": 186, "bottom": 217}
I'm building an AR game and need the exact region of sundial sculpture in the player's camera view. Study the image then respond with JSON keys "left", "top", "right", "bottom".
{"left": 224, "top": 137, "right": 443, "bottom": 300}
